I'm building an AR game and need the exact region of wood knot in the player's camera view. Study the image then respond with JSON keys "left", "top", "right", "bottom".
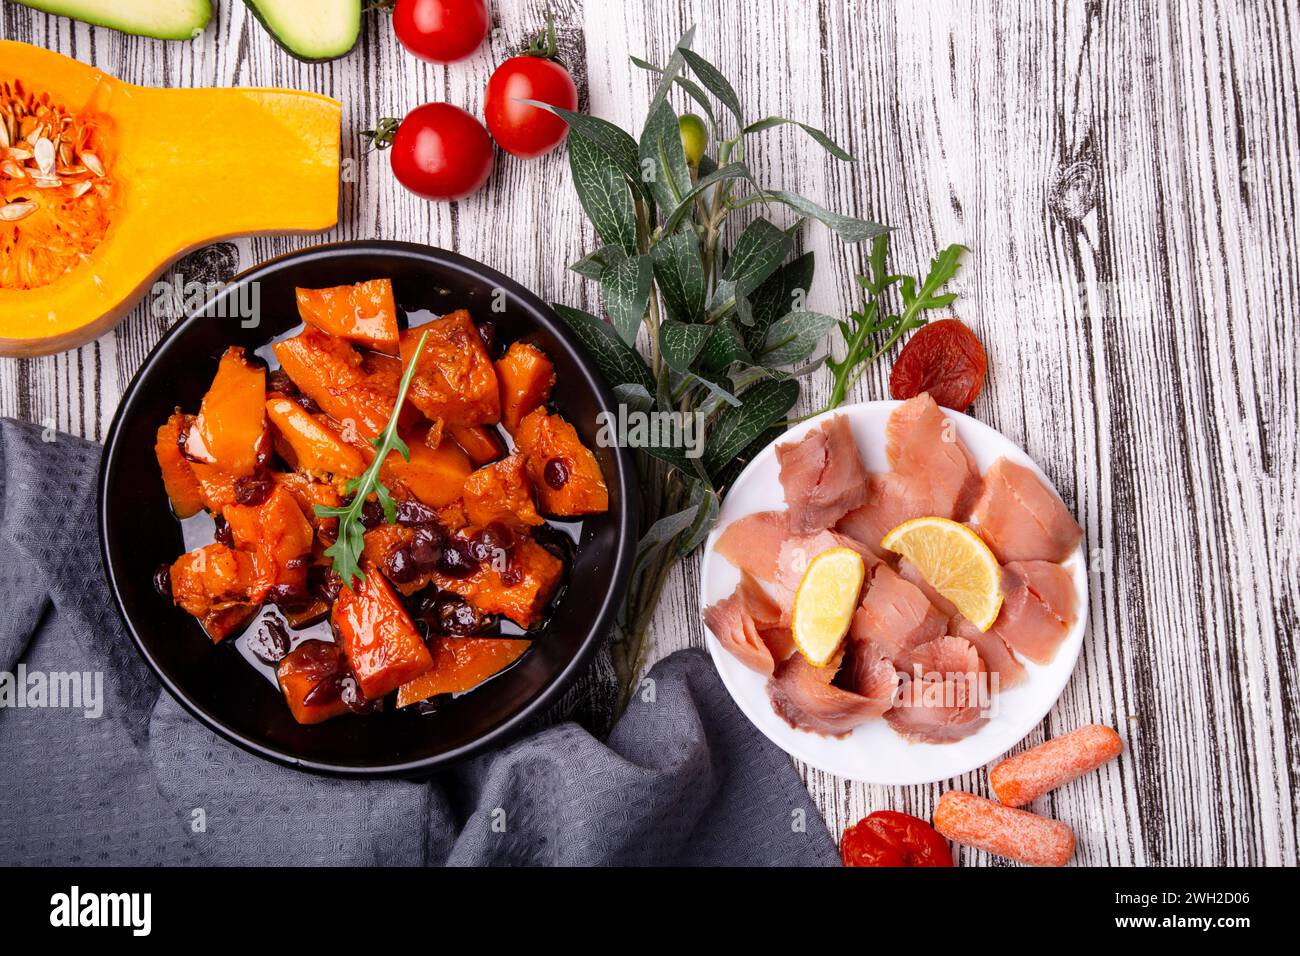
{"left": 1048, "top": 161, "right": 1098, "bottom": 222}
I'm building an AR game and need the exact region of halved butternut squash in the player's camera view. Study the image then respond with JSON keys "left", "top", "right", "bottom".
{"left": 0, "top": 41, "right": 341, "bottom": 356}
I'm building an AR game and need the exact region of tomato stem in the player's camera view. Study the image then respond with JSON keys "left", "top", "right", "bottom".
{"left": 525, "top": 3, "right": 561, "bottom": 60}
{"left": 362, "top": 117, "right": 401, "bottom": 151}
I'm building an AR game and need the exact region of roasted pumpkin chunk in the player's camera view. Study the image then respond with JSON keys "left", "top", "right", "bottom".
{"left": 273, "top": 329, "right": 394, "bottom": 441}
{"left": 428, "top": 535, "right": 563, "bottom": 629}
{"left": 399, "top": 312, "right": 500, "bottom": 428}
{"left": 514, "top": 408, "right": 609, "bottom": 516}
{"left": 296, "top": 279, "right": 400, "bottom": 355}
{"left": 277, "top": 640, "right": 352, "bottom": 725}
{"left": 380, "top": 436, "right": 472, "bottom": 508}
{"left": 266, "top": 396, "right": 365, "bottom": 480}
{"left": 184, "top": 347, "right": 267, "bottom": 478}
{"left": 169, "top": 543, "right": 260, "bottom": 642}
{"left": 461, "top": 454, "right": 543, "bottom": 528}
{"left": 273, "top": 471, "right": 342, "bottom": 533}
{"left": 496, "top": 341, "right": 555, "bottom": 434}
{"left": 155, "top": 412, "right": 204, "bottom": 518}
{"left": 396, "top": 637, "right": 531, "bottom": 708}
{"left": 331, "top": 564, "right": 434, "bottom": 699}
{"left": 449, "top": 423, "right": 505, "bottom": 467}
{"left": 222, "top": 485, "right": 314, "bottom": 603}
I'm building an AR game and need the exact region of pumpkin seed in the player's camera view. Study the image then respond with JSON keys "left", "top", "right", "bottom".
{"left": 81, "top": 152, "right": 104, "bottom": 177}
{"left": 0, "top": 201, "right": 37, "bottom": 222}
{"left": 33, "top": 137, "right": 54, "bottom": 176}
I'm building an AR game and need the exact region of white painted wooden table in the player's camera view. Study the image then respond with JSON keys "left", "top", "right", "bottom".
{"left": 2, "top": 0, "right": 1296, "bottom": 866}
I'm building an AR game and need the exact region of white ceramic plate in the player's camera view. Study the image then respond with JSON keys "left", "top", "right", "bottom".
{"left": 699, "top": 401, "right": 1087, "bottom": 785}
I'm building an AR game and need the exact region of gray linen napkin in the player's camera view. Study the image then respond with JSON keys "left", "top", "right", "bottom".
{"left": 0, "top": 418, "right": 837, "bottom": 866}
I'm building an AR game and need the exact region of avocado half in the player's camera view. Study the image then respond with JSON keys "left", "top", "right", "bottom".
{"left": 13, "top": 0, "right": 213, "bottom": 40}
{"left": 242, "top": 0, "right": 362, "bottom": 63}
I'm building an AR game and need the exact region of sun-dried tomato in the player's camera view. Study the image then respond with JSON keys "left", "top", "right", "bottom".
{"left": 889, "top": 319, "right": 987, "bottom": 412}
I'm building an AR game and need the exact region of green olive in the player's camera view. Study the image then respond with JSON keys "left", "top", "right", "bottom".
{"left": 678, "top": 113, "right": 709, "bottom": 167}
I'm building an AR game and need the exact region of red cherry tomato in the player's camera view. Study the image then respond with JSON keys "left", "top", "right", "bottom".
{"left": 841, "top": 811, "right": 954, "bottom": 867}
{"left": 484, "top": 55, "right": 578, "bottom": 158}
{"left": 889, "top": 318, "right": 988, "bottom": 412}
{"left": 388, "top": 103, "right": 494, "bottom": 201}
{"left": 392, "top": 0, "right": 490, "bottom": 65}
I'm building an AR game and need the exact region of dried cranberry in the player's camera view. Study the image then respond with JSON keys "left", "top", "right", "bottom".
{"left": 395, "top": 498, "right": 440, "bottom": 527}
{"left": 339, "top": 674, "right": 379, "bottom": 714}
{"left": 436, "top": 537, "right": 480, "bottom": 578}
{"left": 385, "top": 546, "right": 419, "bottom": 584}
{"left": 294, "top": 394, "right": 321, "bottom": 415}
{"left": 468, "top": 522, "right": 515, "bottom": 565}
{"left": 303, "top": 673, "right": 345, "bottom": 706}
{"left": 359, "top": 497, "right": 386, "bottom": 529}
{"left": 543, "top": 457, "right": 571, "bottom": 490}
{"left": 268, "top": 580, "right": 311, "bottom": 611}
{"left": 153, "top": 564, "right": 172, "bottom": 599}
{"left": 234, "top": 472, "right": 275, "bottom": 506}
{"left": 498, "top": 557, "right": 523, "bottom": 587}
{"left": 309, "top": 565, "right": 343, "bottom": 604}
{"left": 267, "top": 369, "right": 299, "bottom": 397}
{"left": 410, "top": 527, "right": 442, "bottom": 571}
{"left": 248, "top": 618, "right": 291, "bottom": 665}
{"left": 212, "top": 515, "right": 234, "bottom": 548}
{"left": 437, "top": 596, "right": 484, "bottom": 635}
{"left": 476, "top": 320, "right": 501, "bottom": 357}
{"left": 405, "top": 585, "right": 440, "bottom": 617}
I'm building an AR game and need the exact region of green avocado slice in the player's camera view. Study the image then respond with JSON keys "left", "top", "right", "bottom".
{"left": 242, "top": 0, "right": 362, "bottom": 63}
{"left": 13, "top": 0, "right": 212, "bottom": 40}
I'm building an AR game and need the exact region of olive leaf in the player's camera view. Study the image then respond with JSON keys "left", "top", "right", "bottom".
{"left": 658, "top": 161, "right": 750, "bottom": 236}
{"left": 600, "top": 253, "right": 653, "bottom": 346}
{"left": 743, "top": 116, "right": 854, "bottom": 162}
{"left": 568, "top": 133, "right": 638, "bottom": 256}
{"left": 703, "top": 377, "right": 799, "bottom": 475}
{"left": 699, "top": 318, "right": 751, "bottom": 373}
{"left": 676, "top": 479, "right": 720, "bottom": 556}
{"left": 523, "top": 102, "right": 651, "bottom": 204}
{"left": 631, "top": 55, "right": 717, "bottom": 128}
{"left": 570, "top": 244, "right": 626, "bottom": 279}
{"left": 761, "top": 190, "right": 889, "bottom": 243}
{"left": 680, "top": 48, "right": 743, "bottom": 127}
{"left": 650, "top": 227, "right": 705, "bottom": 324}
{"left": 759, "top": 310, "right": 839, "bottom": 366}
{"left": 639, "top": 100, "right": 693, "bottom": 219}
{"left": 552, "top": 303, "right": 654, "bottom": 392}
{"left": 645, "top": 25, "right": 697, "bottom": 120}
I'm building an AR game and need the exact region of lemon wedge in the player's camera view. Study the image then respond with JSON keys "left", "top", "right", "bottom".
{"left": 881, "top": 516, "right": 1003, "bottom": 631}
{"left": 792, "top": 547, "right": 867, "bottom": 667}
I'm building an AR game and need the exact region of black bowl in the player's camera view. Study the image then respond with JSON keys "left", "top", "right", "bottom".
{"left": 99, "top": 241, "right": 635, "bottom": 776}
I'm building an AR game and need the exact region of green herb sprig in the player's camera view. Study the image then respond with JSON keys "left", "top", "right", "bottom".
{"left": 313, "top": 329, "right": 429, "bottom": 589}
{"left": 811, "top": 235, "right": 968, "bottom": 417}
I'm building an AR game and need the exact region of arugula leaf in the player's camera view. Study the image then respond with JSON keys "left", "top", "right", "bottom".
{"left": 313, "top": 328, "right": 429, "bottom": 589}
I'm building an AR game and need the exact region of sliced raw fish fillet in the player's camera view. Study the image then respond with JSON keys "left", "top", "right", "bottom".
{"left": 850, "top": 563, "right": 948, "bottom": 672}
{"left": 991, "top": 560, "right": 1078, "bottom": 665}
{"left": 951, "top": 616, "right": 1027, "bottom": 689}
{"left": 898, "top": 558, "right": 959, "bottom": 619}
{"left": 774, "top": 528, "right": 880, "bottom": 606}
{"left": 970, "top": 457, "right": 1083, "bottom": 563}
{"left": 703, "top": 572, "right": 793, "bottom": 675}
{"left": 843, "top": 639, "right": 902, "bottom": 707}
{"left": 714, "top": 510, "right": 788, "bottom": 584}
{"left": 776, "top": 414, "right": 870, "bottom": 533}
{"left": 885, "top": 393, "right": 982, "bottom": 520}
{"left": 768, "top": 649, "right": 888, "bottom": 736}
{"left": 886, "top": 636, "right": 990, "bottom": 743}
{"left": 836, "top": 471, "right": 930, "bottom": 558}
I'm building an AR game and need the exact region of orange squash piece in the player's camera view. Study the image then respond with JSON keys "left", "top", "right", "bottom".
{"left": 296, "top": 279, "right": 399, "bottom": 355}
{"left": 222, "top": 485, "right": 314, "bottom": 602}
{"left": 449, "top": 423, "right": 506, "bottom": 467}
{"left": 183, "top": 346, "right": 267, "bottom": 477}
{"left": 380, "top": 437, "right": 472, "bottom": 508}
{"left": 155, "top": 412, "right": 204, "bottom": 518}
{"left": 331, "top": 564, "right": 434, "bottom": 699}
{"left": 277, "top": 640, "right": 351, "bottom": 726}
{"left": 496, "top": 342, "right": 555, "bottom": 434}
{"left": 514, "top": 408, "right": 609, "bottom": 516}
{"left": 266, "top": 396, "right": 365, "bottom": 480}
{"left": 169, "top": 543, "right": 260, "bottom": 642}
{"left": 461, "top": 454, "right": 543, "bottom": 528}
{"left": 274, "top": 472, "right": 342, "bottom": 533}
{"left": 273, "top": 329, "right": 394, "bottom": 441}
{"left": 399, "top": 312, "right": 500, "bottom": 429}
{"left": 396, "top": 638, "right": 531, "bottom": 708}
{"left": 190, "top": 461, "right": 239, "bottom": 513}
{"left": 428, "top": 535, "right": 563, "bottom": 628}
